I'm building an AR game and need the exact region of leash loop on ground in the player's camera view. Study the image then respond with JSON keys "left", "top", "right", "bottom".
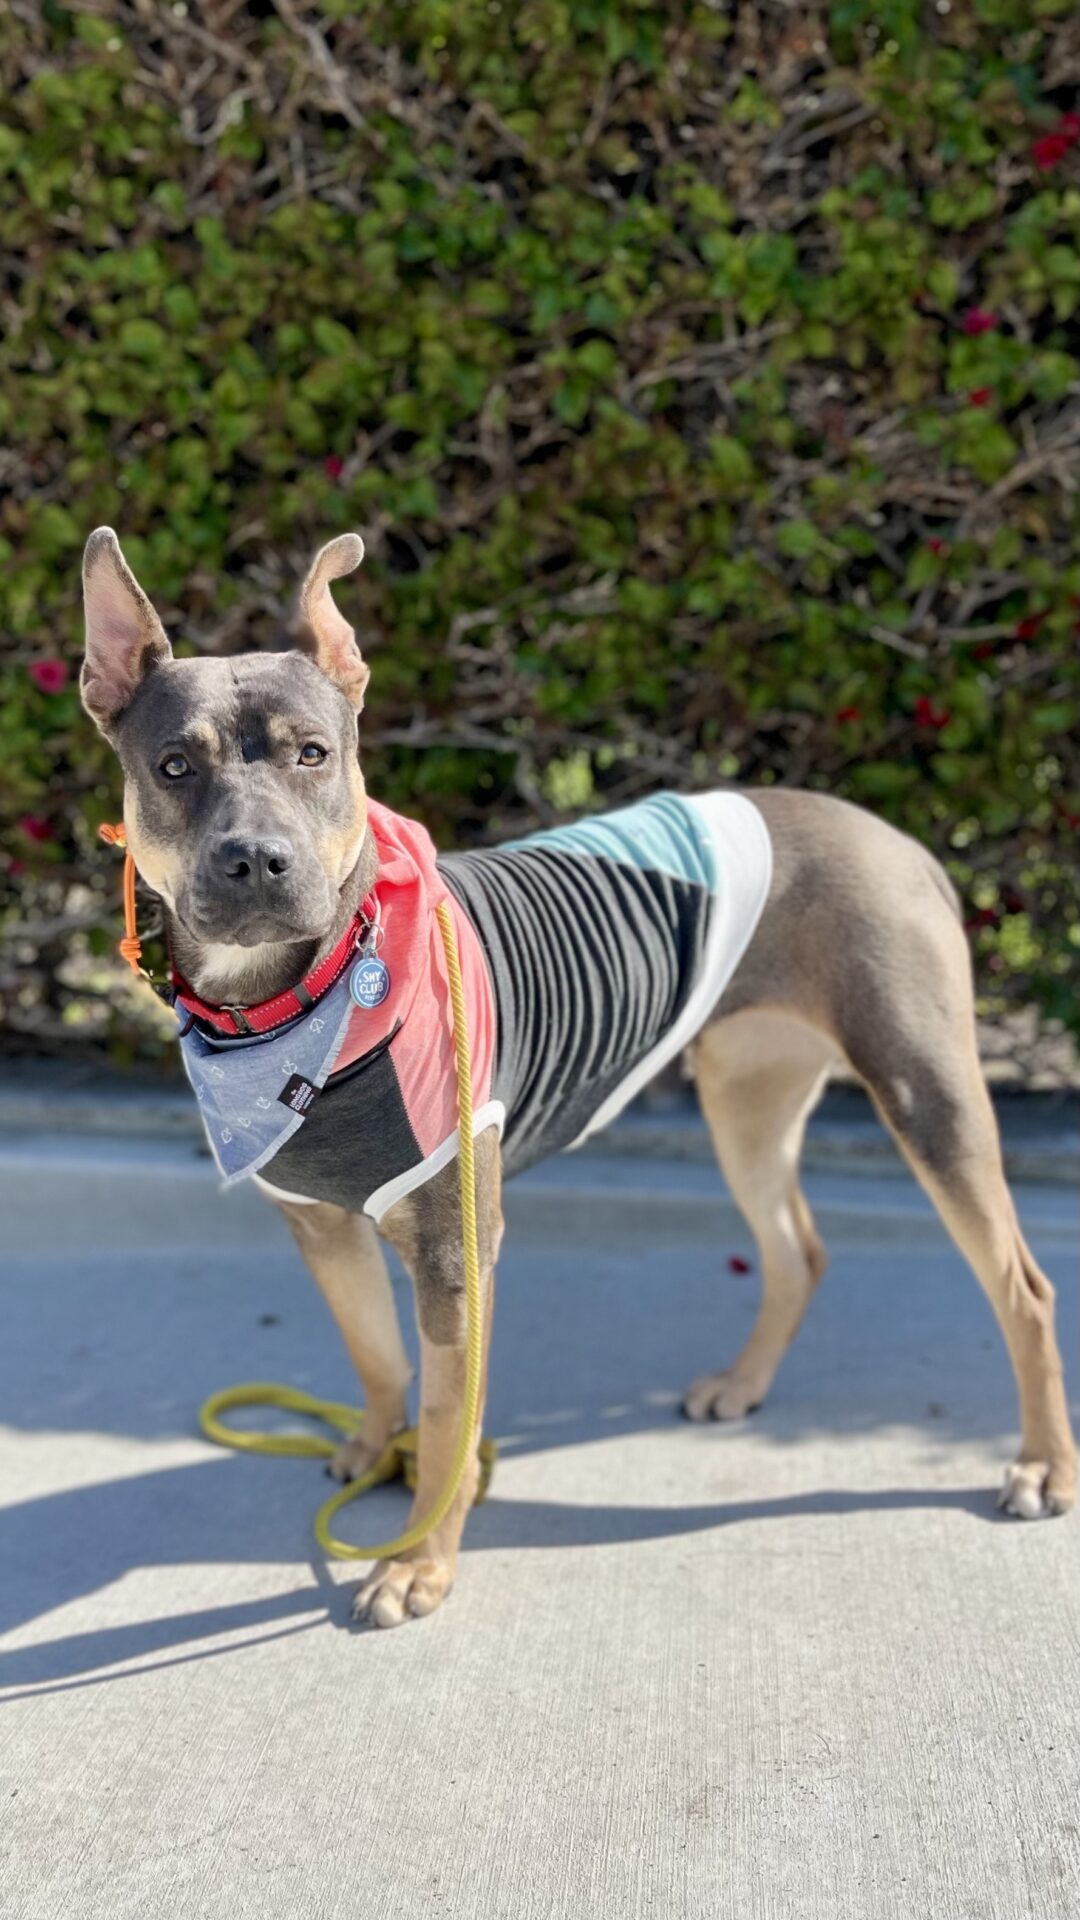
{"left": 197, "top": 897, "right": 492, "bottom": 1562}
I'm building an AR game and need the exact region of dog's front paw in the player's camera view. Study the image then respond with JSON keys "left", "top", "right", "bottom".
{"left": 997, "top": 1459, "right": 1076, "bottom": 1520}
{"left": 352, "top": 1554, "right": 454, "bottom": 1628}
{"left": 682, "top": 1369, "right": 765, "bottom": 1422}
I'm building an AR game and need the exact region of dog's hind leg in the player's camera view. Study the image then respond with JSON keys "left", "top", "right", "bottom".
{"left": 278, "top": 1199, "right": 412, "bottom": 1483}
{"left": 839, "top": 932, "right": 1078, "bottom": 1520}
{"left": 683, "top": 1009, "right": 836, "bottom": 1422}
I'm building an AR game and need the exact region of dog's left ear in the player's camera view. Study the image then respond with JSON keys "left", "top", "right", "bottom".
{"left": 297, "top": 533, "right": 369, "bottom": 710}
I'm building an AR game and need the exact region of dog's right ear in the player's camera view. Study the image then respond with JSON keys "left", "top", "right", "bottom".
{"left": 81, "top": 527, "right": 172, "bottom": 734}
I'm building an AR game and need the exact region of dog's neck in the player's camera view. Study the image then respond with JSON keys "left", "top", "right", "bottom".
{"left": 165, "top": 829, "right": 379, "bottom": 1008}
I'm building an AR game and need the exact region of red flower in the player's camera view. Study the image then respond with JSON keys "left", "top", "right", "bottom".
{"left": 1059, "top": 112, "right": 1080, "bottom": 142}
{"left": 728, "top": 1255, "right": 752, "bottom": 1275}
{"left": 968, "top": 387, "right": 993, "bottom": 407}
{"left": 6, "top": 858, "right": 26, "bottom": 880}
{"left": 835, "top": 705, "right": 862, "bottom": 724}
{"left": 915, "top": 695, "right": 950, "bottom": 731}
{"left": 323, "top": 454, "right": 345, "bottom": 482}
{"left": 29, "top": 659, "right": 69, "bottom": 694}
{"left": 926, "top": 537, "right": 948, "bottom": 556}
{"left": 1032, "top": 132, "right": 1071, "bottom": 170}
{"left": 972, "top": 640, "right": 996, "bottom": 661}
{"left": 19, "top": 815, "right": 54, "bottom": 843}
{"left": 962, "top": 308, "right": 997, "bottom": 336}
{"left": 1014, "top": 614, "right": 1042, "bottom": 641}
{"left": 965, "top": 907, "right": 1000, "bottom": 932}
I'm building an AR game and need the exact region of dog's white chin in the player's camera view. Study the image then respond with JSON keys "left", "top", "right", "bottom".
{"left": 187, "top": 938, "right": 309, "bottom": 1003}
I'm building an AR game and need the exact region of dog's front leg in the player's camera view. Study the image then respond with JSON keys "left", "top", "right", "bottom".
{"left": 277, "top": 1199, "right": 412, "bottom": 1482}
{"left": 353, "top": 1132, "right": 501, "bottom": 1629}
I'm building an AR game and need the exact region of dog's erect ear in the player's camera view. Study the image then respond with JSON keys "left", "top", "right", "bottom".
{"left": 297, "top": 533, "right": 369, "bottom": 710}
{"left": 81, "top": 527, "right": 172, "bottom": 734}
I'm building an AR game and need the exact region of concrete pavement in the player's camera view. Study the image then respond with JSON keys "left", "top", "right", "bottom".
{"left": 0, "top": 1129, "right": 1077, "bottom": 1918}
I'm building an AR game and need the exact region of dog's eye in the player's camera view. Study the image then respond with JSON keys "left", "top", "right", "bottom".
{"left": 298, "top": 743, "right": 327, "bottom": 767}
{"left": 160, "top": 754, "right": 191, "bottom": 779}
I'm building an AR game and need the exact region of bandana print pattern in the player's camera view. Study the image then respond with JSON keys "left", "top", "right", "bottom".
{"left": 180, "top": 976, "right": 356, "bottom": 1183}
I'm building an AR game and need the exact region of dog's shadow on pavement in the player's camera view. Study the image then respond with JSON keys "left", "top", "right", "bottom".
{"left": 1, "top": 1233, "right": 1075, "bottom": 1695}
{"left": 0, "top": 1453, "right": 1005, "bottom": 1697}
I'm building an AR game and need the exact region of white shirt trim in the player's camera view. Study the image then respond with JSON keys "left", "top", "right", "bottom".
{"left": 364, "top": 1100, "right": 506, "bottom": 1223}
{"left": 255, "top": 1100, "right": 507, "bottom": 1222}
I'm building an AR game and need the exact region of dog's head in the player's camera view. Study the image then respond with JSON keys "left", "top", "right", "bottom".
{"left": 81, "top": 529, "right": 371, "bottom": 971}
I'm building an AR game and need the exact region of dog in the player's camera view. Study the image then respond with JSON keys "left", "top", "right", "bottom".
{"left": 80, "top": 526, "right": 1077, "bottom": 1628}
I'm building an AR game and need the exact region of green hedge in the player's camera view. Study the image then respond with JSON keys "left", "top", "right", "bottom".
{"left": 1, "top": 1, "right": 1078, "bottom": 1056}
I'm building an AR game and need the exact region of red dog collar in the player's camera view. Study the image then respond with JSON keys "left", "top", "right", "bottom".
{"left": 171, "top": 903, "right": 374, "bottom": 1039}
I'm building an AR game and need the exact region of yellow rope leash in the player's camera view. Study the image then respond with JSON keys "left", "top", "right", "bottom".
{"left": 197, "top": 898, "right": 493, "bottom": 1560}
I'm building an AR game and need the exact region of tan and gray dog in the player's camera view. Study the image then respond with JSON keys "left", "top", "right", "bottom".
{"left": 81, "top": 527, "right": 1077, "bottom": 1628}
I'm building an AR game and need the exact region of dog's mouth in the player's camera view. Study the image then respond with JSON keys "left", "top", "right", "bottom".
{"left": 195, "top": 918, "right": 309, "bottom": 949}
{"left": 176, "top": 858, "right": 340, "bottom": 952}
{"left": 177, "top": 900, "right": 333, "bottom": 951}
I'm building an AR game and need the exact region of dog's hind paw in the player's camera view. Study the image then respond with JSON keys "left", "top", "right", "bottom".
{"left": 326, "top": 1433, "right": 391, "bottom": 1484}
{"left": 681, "top": 1369, "right": 766, "bottom": 1423}
{"left": 997, "top": 1459, "right": 1076, "bottom": 1520}
{"left": 352, "top": 1555, "right": 454, "bottom": 1629}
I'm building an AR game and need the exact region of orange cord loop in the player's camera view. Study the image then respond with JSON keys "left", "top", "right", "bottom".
{"left": 98, "top": 822, "right": 145, "bottom": 976}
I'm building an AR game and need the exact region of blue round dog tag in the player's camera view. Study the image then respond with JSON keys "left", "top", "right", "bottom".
{"left": 349, "top": 955, "right": 391, "bottom": 1009}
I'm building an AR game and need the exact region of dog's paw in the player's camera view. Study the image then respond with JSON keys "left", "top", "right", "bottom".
{"left": 352, "top": 1555, "right": 454, "bottom": 1629}
{"left": 327, "top": 1433, "right": 390, "bottom": 1484}
{"left": 682, "top": 1369, "right": 765, "bottom": 1422}
{"left": 997, "top": 1459, "right": 1076, "bottom": 1520}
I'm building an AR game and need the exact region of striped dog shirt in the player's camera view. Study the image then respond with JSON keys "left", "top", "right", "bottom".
{"left": 179, "top": 791, "right": 772, "bottom": 1220}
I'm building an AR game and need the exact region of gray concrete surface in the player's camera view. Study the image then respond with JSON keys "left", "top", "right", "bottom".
{"left": 0, "top": 1131, "right": 1077, "bottom": 1919}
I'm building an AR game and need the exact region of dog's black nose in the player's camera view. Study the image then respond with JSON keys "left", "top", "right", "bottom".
{"left": 215, "top": 835, "right": 295, "bottom": 885}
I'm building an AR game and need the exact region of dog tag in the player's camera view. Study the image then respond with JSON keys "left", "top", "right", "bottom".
{"left": 349, "top": 955, "right": 391, "bottom": 1009}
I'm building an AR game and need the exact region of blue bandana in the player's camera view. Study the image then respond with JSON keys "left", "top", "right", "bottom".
{"left": 179, "top": 975, "right": 355, "bottom": 1185}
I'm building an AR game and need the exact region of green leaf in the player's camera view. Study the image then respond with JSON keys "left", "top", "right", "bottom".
{"left": 708, "top": 435, "right": 753, "bottom": 484}
{"left": 118, "top": 319, "right": 167, "bottom": 359}
{"left": 775, "top": 520, "right": 819, "bottom": 559}
{"left": 311, "top": 316, "right": 358, "bottom": 357}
